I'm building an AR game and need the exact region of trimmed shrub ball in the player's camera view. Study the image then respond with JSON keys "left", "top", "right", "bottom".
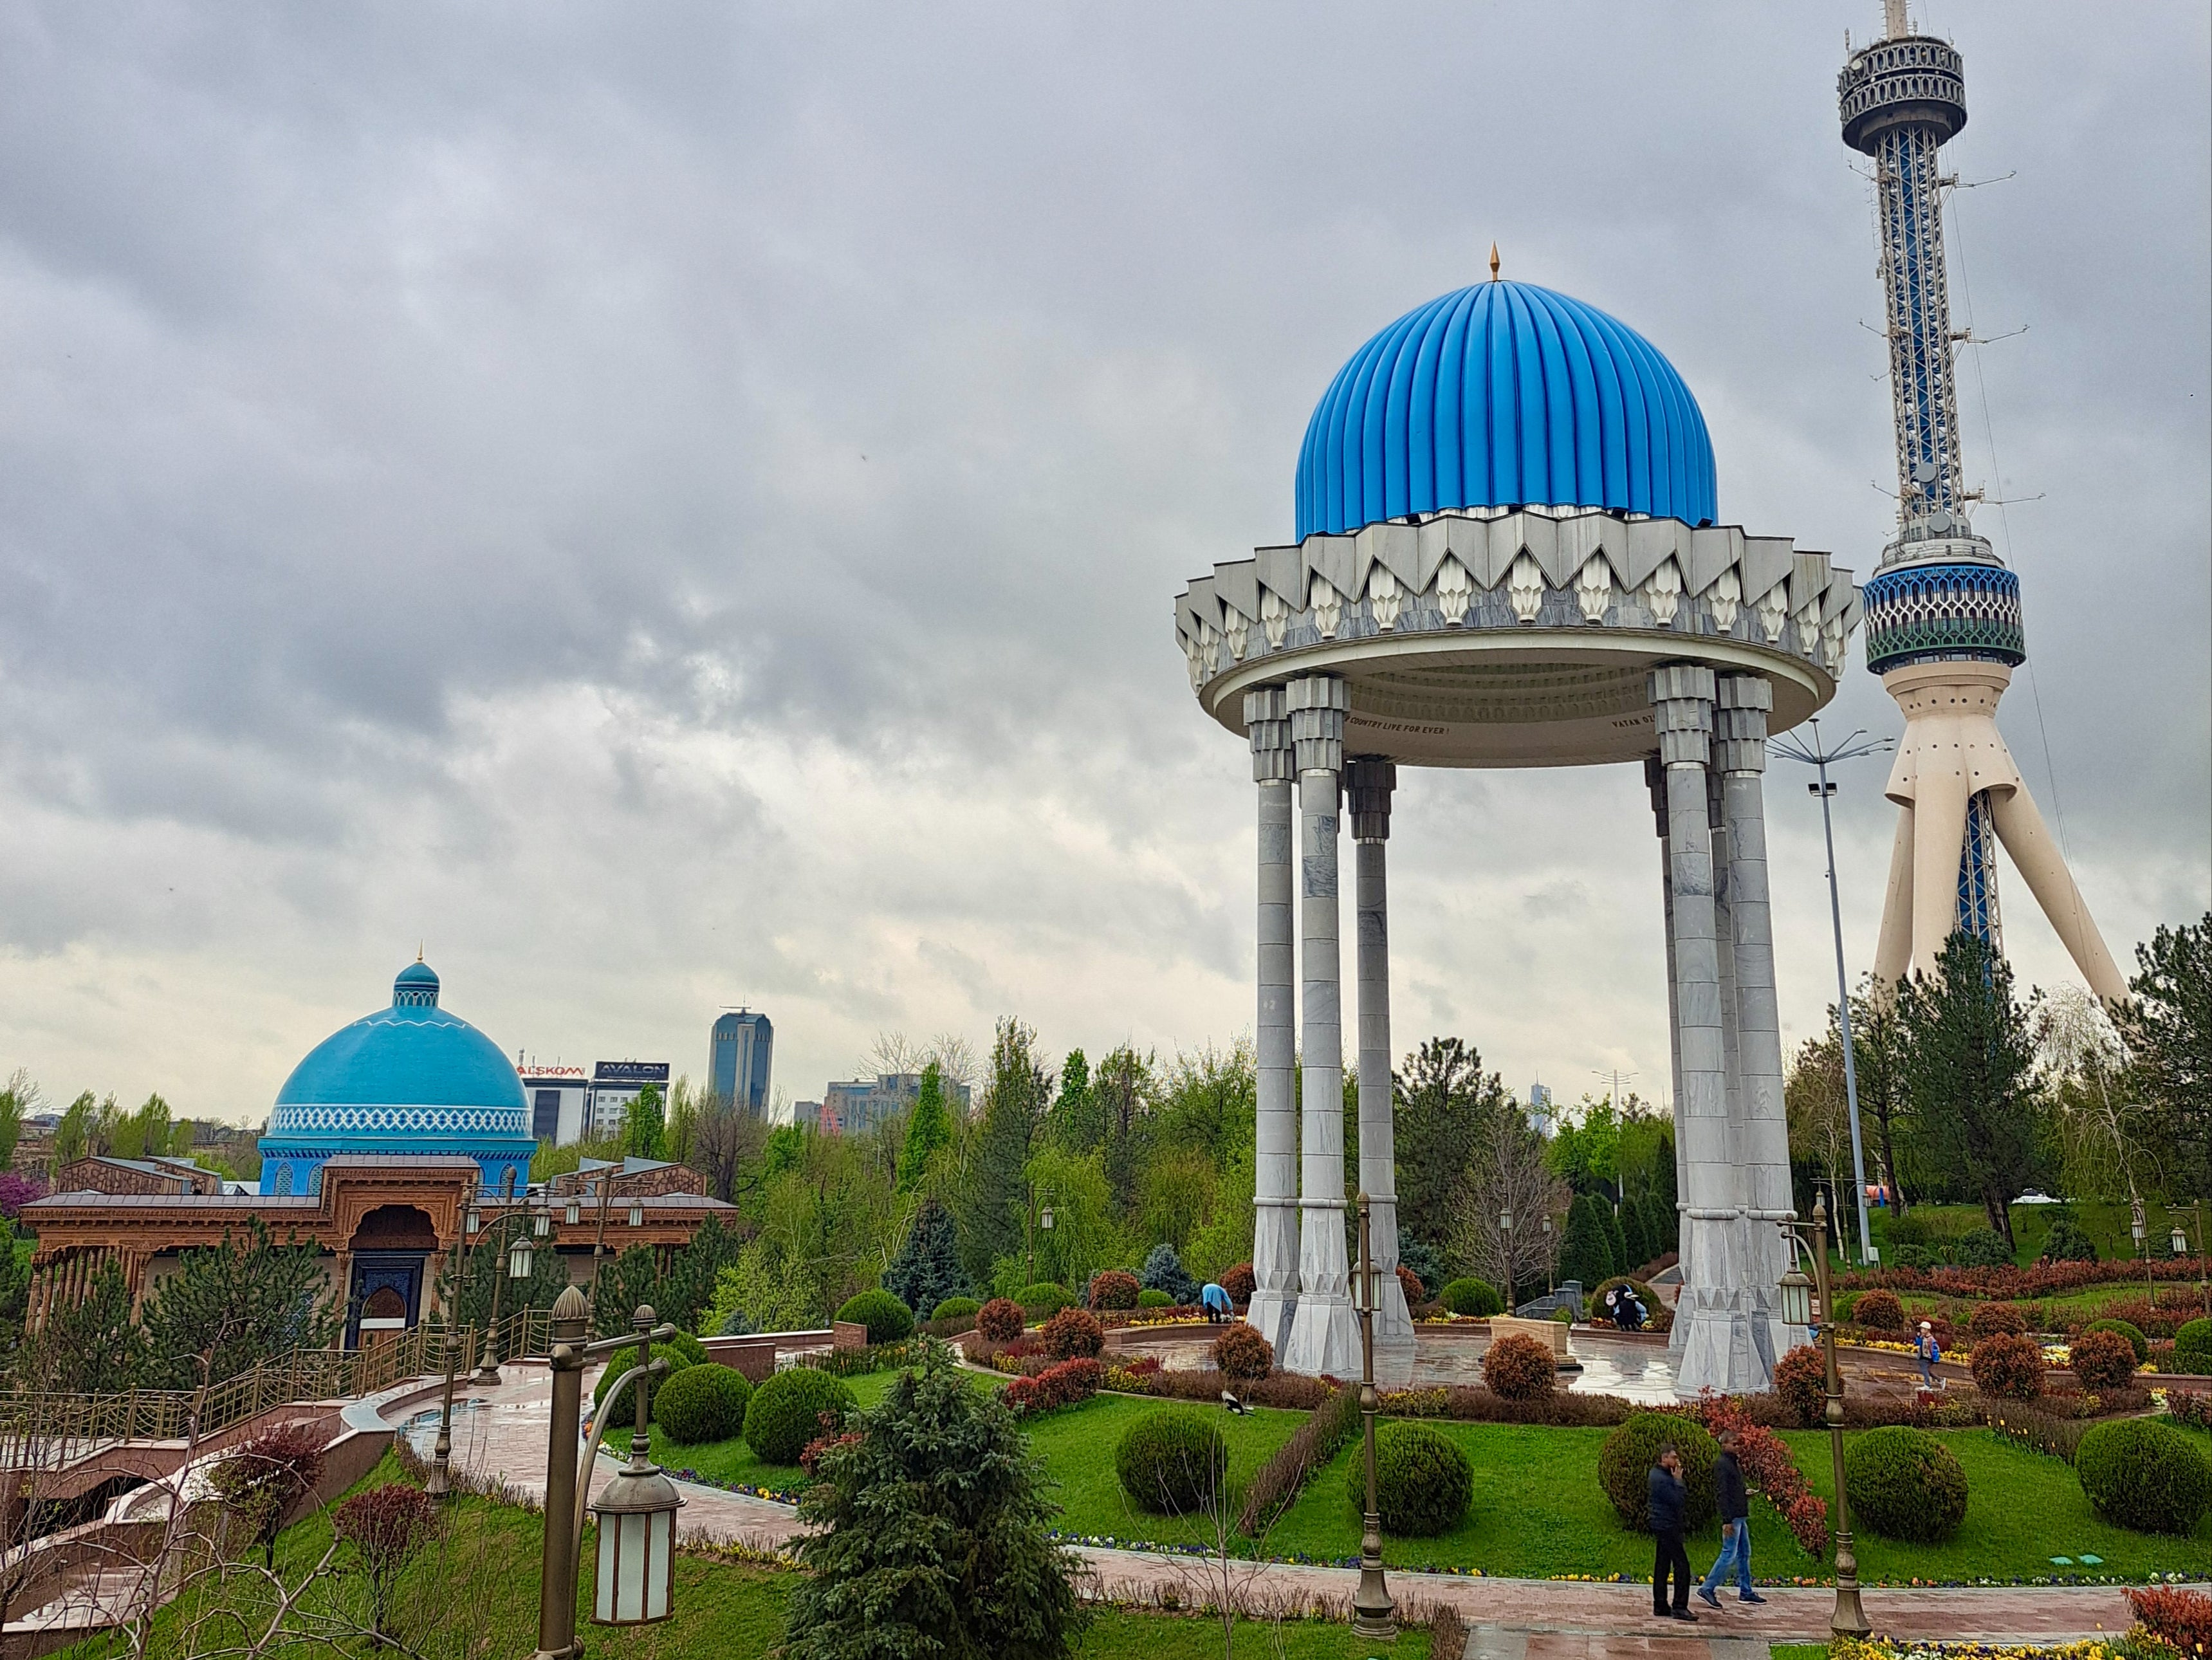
{"left": 592, "top": 1343, "right": 692, "bottom": 1424}
{"left": 1482, "top": 1333, "right": 1556, "bottom": 1402}
{"left": 2085, "top": 1318, "right": 2149, "bottom": 1364}
{"left": 1774, "top": 1343, "right": 1829, "bottom": 1428}
{"left": 2176, "top": 1318, "right": 2212, "bottom": 1365}
{"left": 1853, "top": 1288, "right": 1906, "bottom": 1331}
{"left": 653, "top": 1362, "right": 752, "bottom": 1447}
{"left": 1212, "top": 1323, "right": 1273, "bottom": 1381}
{"left": 1221, "top": 1262, "right": 1256, "bottom": 1305}
{"left": 1136, "top": 1289, "right": 1173, "bottom": 1309}
{"left": 1954, "top": 1227, "right": 2013, "bottom": 1268}
{"left": 1440, "top": 1278, "right": 1504, "bottom": 1318}
{"left": 2076, "top": 1418, "right": 2212, "bottom": 1535}
{"left": 1115, "top": 1410, "right": 1228, "bottom": 1516}
{"left": 834, "top": 1288, "right": 915, "bottom": 1345}
{"left": 977, "top": 1298, "right": 1025, "bottom": 1342}
{"left": 742, "top": 1368, "right": 858, "bottom": 1468}
{"left": 668, "top": 1330, "right": 710, "bottom": 1367}
{"left": 1598, "top": 1413, "right": 1718, "bottom": 1532}
{"left": 1087, "top": 1269, "right": 1141, "bottom": 1311}
{"left": 1844, "top": 1426, "right": 1969, "bottom": 1542}
{"left": 1347, "top": 1422, "right": 1472, "bottom": 1537}
{"left": 1968, "top": 1302, "right": 2027, "bottom": 1341}
{"left": 1040, "top": 1306, "right": 1105, "bottom": 1360}
{"left": 2070, "top": 1327, "right": 2141, "bottom": 1392}
{"left": 931, "top": 1296, "right": 981, "bottom": 1323}
{"left": 1017, "top": 1282, "right": 1074, "bottom": 1318}
{"left": 1970, "top": 1331, "right": 2045, "bottom": 1402}
{"left": 1396, "top": 1265, "right": 1427, "bottom": 1307}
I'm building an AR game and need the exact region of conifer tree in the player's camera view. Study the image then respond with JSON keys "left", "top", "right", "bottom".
{"left": 896, "top": 1064, "right": 953, "bottom": 1194}
{"left": 1901, "top": 930, "right": 2041, "bottom": 1248}
{"left": 140, "top": 1219, "right": 336, "bottom": 1388}
{"left": 1557, "top": 1192, "right": 1616, "bottom": 1290}
{"left": 882, "top": 1197, "right": 967, "bottom": 1318}
{"left": 953, "top": 1021, "right": 1050, "bottom": 1286}
{"left": 785, "top": 1341, "right": 1084, "bottom": 1660}
{"left": 28, "top": 1262, "right": 144, "bottom": 1392}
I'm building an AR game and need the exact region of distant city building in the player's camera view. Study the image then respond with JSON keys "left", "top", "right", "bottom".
{"left": 518, "top": 1062, "right": 590, "bottom": 1144}
{"left": 709, "top": 1010, "right": 773, "bottom": 1116}
{"left": 1526, "top": 1082, "right": 1556, "bottom": 1138}
{"left": 805, "top": 1072, "right": 972, "bottom": 1137}
{"left": 586, "top": 1062, "right": 670, "bottom": 1141}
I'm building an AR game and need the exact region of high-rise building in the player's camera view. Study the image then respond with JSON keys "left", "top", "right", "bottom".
{"left": 1840, "top": 3, "right": 2123, "bottom": 1000}
{"left": 709, "top": 1010, "right": 773, "bottom": 1116}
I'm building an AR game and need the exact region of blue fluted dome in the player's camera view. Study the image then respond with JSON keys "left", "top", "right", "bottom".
{"left": 1294, "top": 279, "right": 1717, "bottom": 540}
{"left": 258, "top": 961, "right": 533, "bottom": 1197}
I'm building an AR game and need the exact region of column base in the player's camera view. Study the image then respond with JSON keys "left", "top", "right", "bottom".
{"left": 1244, "top": 1290, "right": 1298, "bottom": 1356}
{"left": 1672, "top": 1293, "right": 1774, "bottom": 1396}
{"left": 1282, "top": 1292, "right": 1363, "bottom": 1379}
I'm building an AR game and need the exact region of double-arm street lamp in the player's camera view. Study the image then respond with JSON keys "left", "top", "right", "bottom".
{"left": 1349, "top": 1191, "right": 1395, "bottom": 1640}
{"left": 472, "top": 1192, "right": 552, "bottom": 1385}
{"left": 534, "top": 1287, "right": 685, "bottom": 1659}
{"left": 1776, "top": 1192, "right": 1870, "bottom": 1641}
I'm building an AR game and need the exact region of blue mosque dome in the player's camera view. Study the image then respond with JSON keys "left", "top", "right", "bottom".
{"left": 257, "top": 961, "right": 533, "bottom": 1197}
{"left": 1294, "top": 278, "right": 1718, "bottom": 540}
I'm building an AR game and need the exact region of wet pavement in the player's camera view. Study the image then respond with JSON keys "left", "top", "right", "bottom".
{"left": 1134, "top": 1329, "right": 1684, "bottom": 1403}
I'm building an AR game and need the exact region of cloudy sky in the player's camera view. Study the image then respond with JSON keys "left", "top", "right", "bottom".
{"left": 0, "top": 1, "right": 2204, "bottom": 1129}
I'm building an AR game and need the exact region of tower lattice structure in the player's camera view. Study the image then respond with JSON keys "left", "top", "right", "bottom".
{"left": 1839, "top": 1, "right": 2124, "bottom": 1001}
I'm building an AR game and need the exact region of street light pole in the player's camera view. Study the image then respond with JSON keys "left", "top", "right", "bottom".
{"left": 1350, "top": 1192, "right": 1394, "bottom": 1639}
{"left": 1778, "top": 1194, "right": 1869, "bottom": 1640}
{"left": 1771, "top": 719, "right": 1893, "bottom": 1268}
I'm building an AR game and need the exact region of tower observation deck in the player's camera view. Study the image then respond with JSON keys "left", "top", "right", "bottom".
{"left": 1838, "top": 4, "right": 2124, "bottom": 1002}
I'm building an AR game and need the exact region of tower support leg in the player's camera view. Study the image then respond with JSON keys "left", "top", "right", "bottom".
{"left": 1987, "top": 784, "right": 2127, "bottom": 1004}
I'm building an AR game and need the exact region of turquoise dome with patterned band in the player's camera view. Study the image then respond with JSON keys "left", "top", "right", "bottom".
{"left": 257, "top": 961, "right": 533, "bottom": 1197}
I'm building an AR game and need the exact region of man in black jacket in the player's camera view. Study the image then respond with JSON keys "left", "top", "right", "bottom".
{"left": 1648, "top": 1444, "right": 1695, "bottom": 1621}
{"left": 1699, "top": 1430, "right": 1767, "bottom": 1607}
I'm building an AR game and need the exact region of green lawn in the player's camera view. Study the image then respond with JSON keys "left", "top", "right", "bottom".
{"left": 55, "top": 1450, "right": 1424, "bottom": 1660}
{"left": 1262, "top": 1422, "right": 2212, "bottom": 1584}
{"left": 649, "top": 1367, "right": 938, "bottom": 1493}
{"left": 1870, "top": 1199, "right": 2209, "bottom": 1272}
{"left": 1022, "top": 1392, "right": 1307, "bottom": 1542}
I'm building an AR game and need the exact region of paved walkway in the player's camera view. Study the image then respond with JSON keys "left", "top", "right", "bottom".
{"left": 390, "top": 1367, "right": 2137, "bottom": 1645}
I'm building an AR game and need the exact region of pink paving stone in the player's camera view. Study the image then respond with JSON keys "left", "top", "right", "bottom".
{"left": 392, "top": 1364, "right": 2138, "bottom": 1643}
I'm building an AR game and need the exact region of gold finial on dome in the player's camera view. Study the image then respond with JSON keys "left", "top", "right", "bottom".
{"left": 1489, "top": 243, "right": 1501, "bottom": 281}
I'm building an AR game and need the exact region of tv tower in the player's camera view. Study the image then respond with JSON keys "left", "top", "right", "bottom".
{"left": 1839, "top": 2, "right": 2125, "bottom": 1002}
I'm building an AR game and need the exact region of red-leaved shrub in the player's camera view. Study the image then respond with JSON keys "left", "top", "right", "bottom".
{"left": 1213, "top": 1322, "right": 1274, "bottom": 1381}
{"left": 1481, "top": 1333, "right": 1556, "bottom": 1402}
{"left": 1003, "top": 1356, "right": 1103, "bottom": 1417}
{"left": 2168, "top": 1388, "right": 2212, "bottom": 1430}
{"left": 1221, "top": 1262, "right": 1256, "bottom": 1305}
{"left": 1773, "top": 1343, "right": 1829, "bottom": 1428}
{"left": 1697, "top": 1392, "right": 1829, "bottom": 1555}
{"left": 977, "top": 1297, "right": 1024, "bottom": 1342}
{"left": 333, "top": 1483, "right": 436, "bottom": 1643}
{"left": 1969, "top": 1302, "right": 2028, "bottom": 1340}
{"left": 1853, "top": 1288, "right": 1906, "bottom": 1331}
{"left": 1970, "top": 1331, "right": 2045, "bottom": 1401}
{"left": 1396, "top": 1264, "right": 1426, "bottom": 1307}
{"left": 2128, "top": 1585, "right": 2212, "bottom": 1651}
{"left": 1040, "top": 1305, "right": 1105, "bottom": 1359}
{"left": 2069, "top": 1327, "right": 2139, "bottom": 1392}
{"left": 1088, "top": 1270, "right": 1140, "bottom": 1311}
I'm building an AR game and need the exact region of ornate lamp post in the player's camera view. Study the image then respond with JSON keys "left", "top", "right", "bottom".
{"left": 475, "top": 1195, "right": 544, "bottom": 1385}
{"left": 533, "top": 1289, "right": 683, "bottom": 1660}
{"left": 1777, "top": 1193, "right": 1869, "bottom": 1640}
{"left": 1349, "top": 1192, "right": 1395, "bottom": 1639}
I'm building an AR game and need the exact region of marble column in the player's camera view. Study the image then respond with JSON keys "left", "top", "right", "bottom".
{"left": 1646, "top": 757, "right": 1689, "bottom": 1358}
{"left": 1651, "top": 664, "right": 1760, "bottom": 1395}
{"left": 1348, "top": 757, "right": 1415, "bottom": 1382}
{"left": 1718, "top": 675, "right": 1798, "bottom": 1373}
{"left": 1282, "top": 674, "right": 1360, "bottom": 1378}
{"left": 1246, "top": 687, "right": 1300, "bottom": 1352}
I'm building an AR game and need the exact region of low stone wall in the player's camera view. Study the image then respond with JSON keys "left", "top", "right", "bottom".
{"left": 701, "top": 1331, "right": 834, "bottom": 1383}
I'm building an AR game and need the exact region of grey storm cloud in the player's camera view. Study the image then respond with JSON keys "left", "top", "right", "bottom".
{"left": 0, "top": 1, "right": 2202, "bottom": 1121}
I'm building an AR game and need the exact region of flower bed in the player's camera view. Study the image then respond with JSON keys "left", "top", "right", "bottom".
{"left": 1694, "top": 1391, "right": 1828, "bottom": 1554}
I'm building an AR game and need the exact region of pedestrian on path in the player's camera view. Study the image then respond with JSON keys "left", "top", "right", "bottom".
{"left": 1914, "top": 1320, "right": 1943, "bottom": 1388}
{"left": 1697, "top": 1431, "right": 1767, "bottom": 1609}
{"left": 1201, "top": 1282, "right": 1233, "bottom": 1323}
{"left": 1648, "top": 1444, "right": 1695, "bottom": 1622}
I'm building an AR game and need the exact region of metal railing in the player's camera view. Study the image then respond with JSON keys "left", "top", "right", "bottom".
{"left": 0, "top": 1306, "right": 553, "bottom": 1452}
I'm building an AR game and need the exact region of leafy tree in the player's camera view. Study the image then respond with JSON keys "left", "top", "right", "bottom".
{"left": 1150, "top": 1043, "right": 1255, "bottom": 1167}
{"left": 0, "top": 1070, "right": 34, "bottom": 1170}
{"left": 110, "top": 1094, "right": 172, "bottom": 1161}
{"left": 1020, "top": 1145, "right": 1121, "bottom": 1292}
{"left": 1137, "top": 1147, "right": 1216, "bottom": 1255}
{"left": 953, "top": 1020, "right": 1051, "bottom": 1286}
{"left": 1848, "top": 979, "right": 1913, "bottom": 1214}
{"left": 687, "top": 1089, "right": 770, "bottom": 1204}
{"left": 2117, "top": 912, "right": 2212, "bottom": 1192}
{"left": 784, "top": 1341, "right": 1085, "bottom": 1660}
{"left": 1182, "top": 1139, "right": 1254, "bottom": 1284}
{"left": 882, "top": 1197, "right": 968, "bottom": 1318}
{"left": 209, "top": 1424, "right": 326, "bottom": 1569}
{"left": 897, "top": 1064, "right": 954, "bottom": 1194}
{"left": 1546, "top": 1096, "right": 1622, "bottom": 1197}
{"left": 25, "top": 1262, "right": 143, "bottom": 1392}
{"left": 1392, "top": 1038, "right": 1493, "bottom": 1257}
{"left": 622, "top": 1084, "right": 666, "bottom": 1161}
{"left": 1452, "top": 1085, "right": 1568, "bottom": 1300}
{"left": 2040, "top": 983, "right": 2155, "bottom": 1212}
{"left": 1091, "top": 1045, "right": 1154, "bottom": 1215}
{"left": 333, "top": 1482, "right": 436, "bottom": 1646}
{"left": 655, "top": 1213, "right": 747, "bottom": 1335}
{"left": 1901, "top": 931, "right": 2042, "bottom": 1248}
{"left": 704, "top": 1240, "right": 817, "bottom": 1336}
{"left": 140, "top": 1219, "right": 337, "bottom": 1388}
{"left": 52, "top": 1091, "right": 98, "bottom": 1165}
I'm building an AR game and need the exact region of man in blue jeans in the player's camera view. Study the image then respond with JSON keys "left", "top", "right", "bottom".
{"left": 1697, "top": 1431, "right": 1767, "bottom": 1608}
